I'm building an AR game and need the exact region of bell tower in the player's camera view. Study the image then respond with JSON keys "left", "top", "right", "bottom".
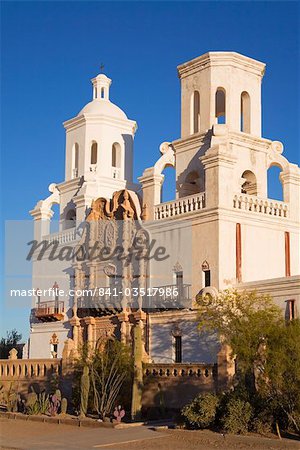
{"left": 173, "top": 52, "right": 266, "bottom": 199}
{"left": 178, "top": 52, "right": 265, "bottom": 138}
{"left": 63, "top": 72, "right": 137, "bottom": 198}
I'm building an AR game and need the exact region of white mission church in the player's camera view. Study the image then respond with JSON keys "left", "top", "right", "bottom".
{"left": 26, "top": 52, "right": 300, "bottom": 382}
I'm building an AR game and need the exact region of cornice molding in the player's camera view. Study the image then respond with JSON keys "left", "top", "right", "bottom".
{"left": 177, "top": 52, "right": 265, "bottom": 79}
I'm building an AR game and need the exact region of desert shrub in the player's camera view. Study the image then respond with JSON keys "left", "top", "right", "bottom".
{"left": 221, "top": 398, "right": 252, "bottom": 434}
{"left": 26, "top": 401, "right": 41, "bottom": 415}
{"left": 73, "top": 340, "right": 133, "bottom": 419}
{"left": 251, "top": 416, "right": 272, "bottom": 435}
{"left": 182, "top": 393, "right": 219, "bottom": 429}
{"left": 37, "top": 392, "right": 50, "bottom": 415}
{"left": 2, "top": 383, "right": 18, "bottom": 412}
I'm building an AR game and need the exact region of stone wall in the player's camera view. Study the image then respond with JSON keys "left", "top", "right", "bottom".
{"left": 0, "top": 358, "right": 222, "bottom": 412}
{"left": 142, "top": 363, "right": 218, "bottom": 411}
{"left": 0, "top": 358, "right": 72, "bottom": 400}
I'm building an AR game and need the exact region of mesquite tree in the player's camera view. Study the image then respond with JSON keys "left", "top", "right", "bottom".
{"left": 197, "top": 289, "right": 300, "bottom": 432}
{"left": 75, "top": 339, "right": 133, "bottom": 419}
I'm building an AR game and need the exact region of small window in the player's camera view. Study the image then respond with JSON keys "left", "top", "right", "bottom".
{"left": 241, "top": 91, "right": 251, "bottom": 133}
{"left": 215, "top": 88, "right": 226, "bottom": 124}
{"left": 91, "top": 142, "right": 98, "bottom": 165}
{"left": 204, "top": 270, "right": 211, "bottom": 287}
{"left": 191, "top": 91, "right": 200, "bottom": 134}
{"left": 287, "top": 299, "right": 296, "bottom": 320}
{"left": 72, "top": 143, "right": 79, "bottom": 178}
{"left": 50, "top": 343, "right": 58, "bottom": 358}
{"left": 101, "top": 88, "right": 105, "bottom": 98}
{"left": 176, "top": 271, "right": 184, "bottom": 297}
{"left": 112, "top": 143, "right": 121, "bottom": 168}
{"left": 174, "top": 336, "right": 182, "bottom": 363}
{"left": 202, "top": 261, "right": 211, "bottom": 287}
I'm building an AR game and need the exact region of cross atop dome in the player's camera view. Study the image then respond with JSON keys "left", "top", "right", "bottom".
{"left": 92, "top": 73, "right": 112, "bottom": 100}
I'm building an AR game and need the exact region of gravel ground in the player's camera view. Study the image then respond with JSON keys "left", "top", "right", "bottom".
{"left": 112, "top": 428, "right": 300, "bottom": 450}
{"left": 0, "top": 418, "right": 299, "bottom": 450}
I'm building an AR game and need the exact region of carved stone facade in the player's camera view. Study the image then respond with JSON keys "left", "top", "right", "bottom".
{"left": 28, "top": 52, "right": 299, "bottom": 409}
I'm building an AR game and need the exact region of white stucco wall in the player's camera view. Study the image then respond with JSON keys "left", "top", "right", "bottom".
{"left": 149, "top": 312, "right": 219, "bottom": 363}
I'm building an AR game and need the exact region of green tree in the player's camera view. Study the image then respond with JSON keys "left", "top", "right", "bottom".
{"left": 197, "top": 289, "right": 300, "bottom": 432}
{"left": 261, "top": 319, "right": 300, "bottom": 432}
{"left": 197, "top": 290, "right": 282, "bottom": 373}
{"left": 0, "top": 329, "right": 22, "bottom": 359}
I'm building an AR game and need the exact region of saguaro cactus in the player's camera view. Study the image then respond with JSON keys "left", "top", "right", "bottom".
{"left": 61, "top": 397, "right": 68, "bottom": 415}
{"left": 80, "top": 365, "right": 90, "bottom": 417}
{"left": 131, "top": 322, "right": 143, "bottom": 421}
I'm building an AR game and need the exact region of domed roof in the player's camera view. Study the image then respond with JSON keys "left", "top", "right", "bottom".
{"left": 78, "top": 99, "right": 128, "bottom": 119}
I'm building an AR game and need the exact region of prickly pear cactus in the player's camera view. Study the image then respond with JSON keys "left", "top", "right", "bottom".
{"left": 80, "top": 365, "right": 90, "bottom": 417}
{"left": 61, "top": 397, "right": 68, "bottom": 415}
{"left": 113, "top": 405, "right": 125, "bottom": 423}
{"left": 49, "top": 393, "right": 60, "bottom": 416}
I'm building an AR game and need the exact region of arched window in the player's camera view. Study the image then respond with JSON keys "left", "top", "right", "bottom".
{"left": 72, "top": 143, "right": 79, "bottom": 178}
{"left": 267, "top": 164, "right": 283, "bottom": 201}
{"left": 241, "top": 91, "right": 251, "bottom": 133}
{"left": 65, "top": 209, "right": 76, "bottom": 229}
{"left": 190, "top": 91, "right": 200, "bottom": 134}
{"left": 181, "top": 171, "right": 201, "bottom": 196}
{"left": 202, "top": 261, "right": 211, "bottom": 287}
{"left": 215, "top": 88, "right": 226, "bottom": 124}
{"left": 112, "top": 143, "right": 121, "bottom": 178}
{"left": 241, "top": 170, "right": 257, "bottom": 195}
{"left": 91, "top": 142, "right": 98, "bottom": 165}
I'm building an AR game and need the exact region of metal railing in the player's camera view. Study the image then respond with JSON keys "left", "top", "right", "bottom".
{"left": 35, "top": 301, "right": 64, "bottom": 317}
{"left": 76, "top": 283, "right": 192, "bottom": 312}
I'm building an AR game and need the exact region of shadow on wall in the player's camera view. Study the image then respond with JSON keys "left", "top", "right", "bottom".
{"left": 142, "top": 367, "right": 218, "bottom": 419}
{"left": 176, "top": 131, "right": 212, "bottom": 199}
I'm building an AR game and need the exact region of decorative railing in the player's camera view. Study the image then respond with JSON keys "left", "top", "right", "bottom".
{"left": 90, "top": 164, "right": 97, "bottom": 172}
{"left": 45, "top": 228, "right": 78, "bottom": 244}
{"left": 112, "top": 167, "right": 121, "bottom": 179}
{"left": 77, "top": 288, "right": 123, "bottom": 313}
{"left": 0, "top": 359, "right": 62, "bottom": 380}
{"left": 146, "top": 284, "right": 191, "bottom": 310}
{"left": 77, "top": 284, "right": 191, "bottom": 313}
{"left": 34, "top": 301, "right": 65, "bottom": 318}
{"left": 72, "top": 168, "right": 78, "bottom": 178}
{"left": 144, "top": 363, "right": 217, "bottom": 379}
{"left": 154, "top": 192, "right": 205, "bottom": 220}
{"left": 233, "top": 194, "right": 288, "bottom": 218}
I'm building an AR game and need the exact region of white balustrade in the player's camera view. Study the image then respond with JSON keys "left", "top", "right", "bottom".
{"left": 233, "top": 194, "right": 288, "bottom": 218}
{"left": 154, "top": 193, "right": 206, "bottom": 220}
{"left": 45, "top": 228, "right": 78, "bottom": 244}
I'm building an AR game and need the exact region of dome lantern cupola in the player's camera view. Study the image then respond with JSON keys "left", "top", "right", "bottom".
{"left": 63, "top": 70, "right": 138, "bottom": 200}
{"left": 92, "top": 73, "right": 112, "bottom": 100}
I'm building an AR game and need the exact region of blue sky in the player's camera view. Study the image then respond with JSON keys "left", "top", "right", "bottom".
{"left": 1, "top": 1, "right": 299, "bottom": 340}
